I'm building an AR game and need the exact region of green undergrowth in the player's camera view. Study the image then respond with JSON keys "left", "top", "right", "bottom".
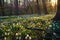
{"left": 0, "top": 14, "right": 55, "bottom": 39}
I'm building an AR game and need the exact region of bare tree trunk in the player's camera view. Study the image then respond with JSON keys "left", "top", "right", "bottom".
{"left": 9, "top": 0, "right": 13, "bottom": 16}
{"left": 5, "top": 0, "right": 8, "bottom": 16}
{"left": 28, "top": 0, "right": 34, "bottom": 14}
{"left": 24, "top": 0, "right": 28, "bottom": 14}
{"left": 42, "top": 0, "right": 48, "bottom": 14}
{"left": 14, "top": 0, "right": 19, "bottom": 15}
{"left": 0, "top": 0, "right": 4, "bottom": 16}
{"left": 0, "top": 0, "right": 2, "bottom": 16}
{"left": 53, "top": 0, "right": 60, "bottom": 21}
{"left": 36, "top": 0, "right": 41, "bottom": 14}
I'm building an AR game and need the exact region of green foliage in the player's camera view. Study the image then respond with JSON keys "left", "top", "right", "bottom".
{"left": 0, "top": 14, "right": 54, "bottom": 39}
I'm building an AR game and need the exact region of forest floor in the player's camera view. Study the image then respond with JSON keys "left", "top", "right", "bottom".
{"left": 0, "top": 14, "right": 58, "bottom": 40}
{"left": 0, "top": 14, "right": 55, "bottom": 22}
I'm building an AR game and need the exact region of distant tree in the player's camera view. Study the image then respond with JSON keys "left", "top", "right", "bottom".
{"left": 30, "top": 0, "right": 38, "bottom": 14}
{"left": 28, "top": 0, "right": 34, "bottom": 14}
{"left": 42, "top": 0, "right": 48, "bottom": 14}
{"left": 53, "top": 0, "right": 60, "bottom": 21}
{"left": 36, "top": 0, "right": 41, "bottom": 14}
{"left": 0, "top": 0, "right": 4, "bottom": 16}
{"left": 9, "top": 0, "right": 13, "bottom": 15}
{"left": 0, "top": 0, "right": 2, "bottom": 15}
{"left": 14, "top": 0, "right": 19, "bottom": 15}
{"left": 24, "top": 0, "right": 28, "bottom": 14}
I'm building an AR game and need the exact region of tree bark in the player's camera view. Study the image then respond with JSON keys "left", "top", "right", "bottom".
{"left": 28, "top": 0, "right": 34, "bottom": 14}
{"left": 0, "top": 0, "right": 4, "bottom": 16}
{"left": 24, "top": 0, "right": 28, "bottom": 14}
{"left": 0, "top": 0, "right": 2, "bottom": 16}
{"left": 14, "top": 0, "right": 19, "bottom": 15}
{"left": 53, "top": 0, "right": 60, "bottom": 21}
{"left": 42, "top": 0, "right": 48, "bottom": 14}
{"left": 36, "top": 0, "right": 41, "bottom": 14}
{"left": 9, "top": 0, "right": 13, "bottom": 15}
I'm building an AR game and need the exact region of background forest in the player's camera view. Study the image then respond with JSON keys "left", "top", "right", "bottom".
{"left": 0, "top": 0, "right": 60, "bottom": 40}
{"left": 0, "top": 0, "right": 57, "bottom": 15}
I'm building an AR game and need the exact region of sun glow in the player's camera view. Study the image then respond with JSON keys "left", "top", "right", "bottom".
{"left": 51, "top": 0, "right": 57, "bottom": 6}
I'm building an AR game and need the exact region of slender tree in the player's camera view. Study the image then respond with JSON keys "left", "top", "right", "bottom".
{"left": 9, "top": 0, "right": 13, "bottom": 15}
{"left": 0, "top": 0, "right": 2, "bottom": 16}
{"left": 28, "top": 0, "right": 34, "bottom": 14}
{"left": 36, "top": 0, "right": 41, "bottom": 14}
{"left": 42, "top": 0, "right": 48, "bottom": 14}
{"left": 14, "top": 0, "right": 19, "bottom": 15}
{"left": 0, "top": 0, "right": 4, "bottom": 16}
{"left": 4, "top": 0, "right": 8, "bottom": 15}
{"left": 53, "top": 0, "right": 60, "bottom": 21}
{"left": 24, "top": 0, "right": 28, "bottom": 14}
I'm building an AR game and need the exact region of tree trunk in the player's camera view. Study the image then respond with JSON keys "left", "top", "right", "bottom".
{"left": 28, "top": 0, "right": 33, "bottom": 14}
{"left": 42, "top": 0, "right": 48, "bottom": 14}
{"left": 9, "top": 0, "right": 13, "bottom": 15}
{"left": 36, "top": 0, "right": 41, "bottom": 14}
{"left": 0, "top": 0, "right": 2, "bottom": 16}
{"left": 14, "top": 0, "right": 19, "bottom": 15}
{"left": 53, "top": 0, "right": 60, "bottom": 21}
{"left": 0, "top": 0, "right": 4, "bottom": 16}
{"left": 24, "top": 0, "right": 28, "bottom": 14}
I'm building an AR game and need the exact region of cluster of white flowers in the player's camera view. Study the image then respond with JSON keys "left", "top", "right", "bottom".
{"left": 53, "top": 32, "right": 56, "bottom": 36}
{"left": 25, "top": 34, "right": 32, "bottom": 40}
{"left": 5, "top": 32, "right": 10, "bottom": 35}
{"left": 49, "top": 25, "right": 52, "bottom": 28}
{"left": 16, "top": 32, "right": 21, "bottom": 40}
{"left": 1, "top": 23, "right": 5, "bottom": 27}
{"left": 16, "top": 37, "right": 21, "bottom": 40}
{"left": 13, "top": 23, "right": 15, "bottom": 27}
{"left": 4, "top": 37, "right": 6, "bottom": 40}
{"left": 16, "top": 32, "right": 21, "bottom": 36}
